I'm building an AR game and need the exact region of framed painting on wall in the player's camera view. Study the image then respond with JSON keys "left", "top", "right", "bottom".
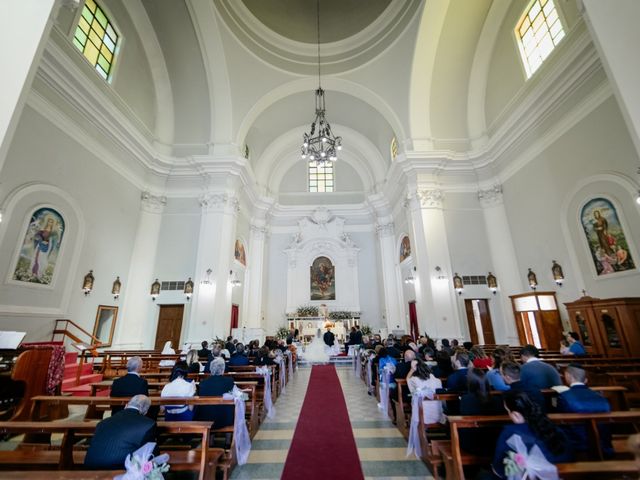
{"left": 12, "top": 207, "right": 65, "bottom": 285}
{"left": 234, "top": 239, "right": 246, "bottom": 266}
{"left": 399, "top": 235, "right": 411, "bottom": 263}
{"left": 93, "top": 305, "right": 118, "bottom": 346}
{"left": 580, "top": 197, "right": 636, "bottom": 276}
{"left": 310, "top": 256, "right": 335, "bottom": 300}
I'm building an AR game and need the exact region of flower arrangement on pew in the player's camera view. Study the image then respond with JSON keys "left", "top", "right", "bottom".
{"left": 503, "top": 434, "right": 558, "bottom": 480}
{"left": 115, "top": 442, "right": 170, "bottom": 480}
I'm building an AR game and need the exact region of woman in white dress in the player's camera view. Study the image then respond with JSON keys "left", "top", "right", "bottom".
{"left": 406, "top": 358, "right": 445, "bottom": 425}
{"left": 303, "top": 329, "right": 330, "bottom": 363}
{"left": 159, "top": 340, "right": 176, "bottom": 367}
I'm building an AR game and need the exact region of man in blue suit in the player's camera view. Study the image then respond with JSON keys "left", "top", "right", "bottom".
{"left": 446, "top": 351, "right": 470, "bottom": 392}
{"left": 228, "top": 343, "right": 250, "bottom": 366}
{"left": 557, "top": 364, "right": 612, "bottom": 457}
{"left": 519, "top": 345, "right": 562, "bottom": 390}
{"left": 85, "top": 395, "right": 156, "bottom": 469}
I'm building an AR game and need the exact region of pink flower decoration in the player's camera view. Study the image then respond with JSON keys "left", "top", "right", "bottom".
{"left": 142, "top": 461, "right": 153, "bottom": 474}
{"left": 514, "top": 453, "right": 526, "bottom": 468}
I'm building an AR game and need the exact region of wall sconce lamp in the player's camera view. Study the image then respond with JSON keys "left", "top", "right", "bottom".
{"left": 200, "top": 268, "right": 213, "bottom": 285}
{"left": 184, "top": 277, "right": 194, "bottom": 300}
{"left": 487, "top": 272, "right": 498, "bottom": 294}
{"left": 230, "top": 270, "right": 241, "bottom": 288}
{"left": 404, "top": 266, "right": 416, "bottom": 284}
{"left": 435, "top": 266, "right": 446, "bottom": 280}
{"left": 551, "top": 260, "right": 564, "bottom": 286}
{"left": 527, "top": 268, "right": 538, "bottom": 290}
{"left": 82, "top": 270, "right": 94, "bottom": 296}
{"left": 150, "top": 278, "right": 161, "bottom": 301}
{"left": 453, "top": 272, "right": 464, "bottom": 295}
{"left": 111, "top": 276, "right": 121, "bottom": 300}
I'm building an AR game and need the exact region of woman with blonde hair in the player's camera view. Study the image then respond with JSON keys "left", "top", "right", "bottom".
{"left": 185, "top": 349, "right": 202, "bottom": 373}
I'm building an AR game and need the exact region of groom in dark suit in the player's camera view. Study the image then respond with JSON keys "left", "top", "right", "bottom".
{"left": 323, "top": 328, "right": 335, "bottom": 347}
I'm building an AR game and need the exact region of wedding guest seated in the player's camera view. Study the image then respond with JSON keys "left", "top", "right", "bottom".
{"left": 445, "top": 351, "right": 470, "bottom": 392}
{"left": 556, "top": 363, "right": 612, "bottom": 457}
{"left": 471, "top": 346, "right": 492, "bottom": 369}
{"left": 431, "top": 350, "right": 453, "bottom": 379}
{"left": 386, "top": 339, "right": 402, "bottom": 358}
{"left": 159, "top": 341, "right": 176, "bottom": 367}
{"left": 286, "top": 337, "right": 297, "bottom": 362}
{"left": 565, "top": 332, "right": 587, "bottom": 356}
{"left": 451, "top": 339, "right": 459, "bottom": 349}
{"left": 186, "top": 349, "right": 203, "bottom": 374}
{"left": 276, "top": 339, "right": 288, "bottom": 353}
{"left": 519, "top": 345, "right": 562, "bottom": 390}
{"left": 84, "top": 395, "right": 156, "bottom": 470}
{"left": 487, "top": 348, "right": 512, "bottom": 392}
{"left": 219, "top": 341, "right": 231, "bottom": 360}
{"left": 111, "top": 356, "right": 149, "bottom": 415}
{"left": 228, "top": 343, "right": 250, "bottom": 366}
{"left": 161, "top": 361, "right": 196, "bottom": 421}
{"left": 194, "top": 358, "right": 236, "bottom": 428}
{"left": 406, "top": 358, "right": 445, "bottom": 425}
{"left": 440, "top": 338, "right": 453, "bottom": 355}
{"left": 198, "top": 341, "right": 211, "bottom": 359}
{"left": 225, "top": 336, "right": 236, "bottom": 355}
{"left": 459, "top": 368, "right": 503, "bottom": 456}
{"left": 247, "top": 340, "right": 260, "bottom": 357}
{"left": 254, "top": 346, "right": 276, "bottom": 366}
{"left": 500, "top": 361, "right": 545, "bottom": 411}
{"left": 491, "top": 391, "right": 573, "bottom": 479}
{"left": 377, "top": 347, "right": 398, "bottom": 389}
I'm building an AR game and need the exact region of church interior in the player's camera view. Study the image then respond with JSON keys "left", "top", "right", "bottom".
{"left": 1, "top": 0, "right": 640, "bottom": 478}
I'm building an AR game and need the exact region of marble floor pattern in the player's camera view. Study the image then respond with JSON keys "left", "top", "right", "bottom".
{"left": 230, "top": 365, "right": 433, "bottom": 480}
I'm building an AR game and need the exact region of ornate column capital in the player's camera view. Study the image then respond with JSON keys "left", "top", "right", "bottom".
{"left": 140, "top": 191, "right": 166, "bottom": 214}
{"left": 199, "top": 193, "right": 240, "bottom": 215}
{"left": 376, "top": 221, "right": 395, "bottom": 238}
{"left": 417, "top": 189, "right": 444, "bottom": 209}
{"left": 478, "top": 185, "right": 504, "bottom": 208}
{"left": 250, "top": 224, "right": 269, "bottom": 240}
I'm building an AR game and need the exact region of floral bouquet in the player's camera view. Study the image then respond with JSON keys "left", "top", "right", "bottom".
{"left": 503, "top": 434, "right": 558, "bottom": 480}
{"left": 114, "top": 442, "right": 170, "bottom": 480}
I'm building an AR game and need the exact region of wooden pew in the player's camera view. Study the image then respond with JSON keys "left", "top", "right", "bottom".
{"left": 441, "top": 411, "right": 640, "bottom": 480}
{"left": 0, "top": 420, "right": 221, "bottom": 480}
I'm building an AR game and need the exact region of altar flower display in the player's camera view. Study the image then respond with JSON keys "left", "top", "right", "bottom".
{"left": 114, "top": 442, "right": 170, "bottom": 480}
{"left": 503, "top": 434, "right": 558, "bottom": 480}
{"left": 296, "top": 305, "right": 319, "bottom": 317}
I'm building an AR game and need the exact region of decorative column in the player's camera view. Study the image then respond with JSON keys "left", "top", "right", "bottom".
{"left": 408, "top": 189, "right": 462, "bottom": 339}
{"left": 580, "top": 0, "right": 640, "bottom": 155}
{"left": 376, "top": 218, "right": 406, "bottom": 333}
{"left": 242, "top": 221, "right": 268, "bottom": 331}
{"left": 187, "top": 192, "right": 239, "bottom": 343}
{"left": 114, "top": 191, "right": 166, "bottom": 348}
{"left": 478, "top": 185, "right": 521, "bottom": 344}
{"left": 0, "top": 0, "right": 60, "bottom": 169}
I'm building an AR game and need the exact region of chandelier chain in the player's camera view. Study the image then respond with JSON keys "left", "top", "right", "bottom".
{"left": 317, "top": 0, "right": 321, "bottom": 88}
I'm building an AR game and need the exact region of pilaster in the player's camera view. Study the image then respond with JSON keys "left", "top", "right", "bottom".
{"left": 376, "top": 218, "right": 406, "bottom": 333}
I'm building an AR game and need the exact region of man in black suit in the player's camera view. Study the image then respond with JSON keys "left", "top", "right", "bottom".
{"left": 198, "top": 340, "right": 211, "bottom": 359}
{"left": 352, "top": 325, "right": 363, "bottom": 346}
{"left": 323, "top": 328, "right": 335, "bottom": 347}
{"left": 84, "top": 395, "right": 156, "bottom": 469}
{"left": 225, "top": 336, "right": 236, "bottom": 355}
{"left": 111, "top": 356, "right": 149, "bottom": 415}
{"left": 194, "top": 358, "right": 236, "bottom": 428}
{"left": 500, "top": 361, "right": 546, "bottom": 411}
{"left": 386, "top": 339, "right": 402, "bottom": 358}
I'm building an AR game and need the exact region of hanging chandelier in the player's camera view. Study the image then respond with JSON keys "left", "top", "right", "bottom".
{"left": 301, "top": 0, "right": 342, "bottom": 165}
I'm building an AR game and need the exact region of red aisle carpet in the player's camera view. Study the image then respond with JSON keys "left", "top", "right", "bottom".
{"left": 281, "top": 364, "right": 364, "bottom": 480}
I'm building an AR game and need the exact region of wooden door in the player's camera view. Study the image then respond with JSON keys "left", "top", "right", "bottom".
{"left": 464, "top": 299, "right": 495, "bottom": 345}
{"left": 537, "top": 310, "right": 564, "bottom": 350}
{"left": 154, "top": 305, "right": 184, "bottom": 351}
{"left": 230, "top": 304, "right": 239, "bottom": 336}
{"left": 408, "top": 301, "right": 419, "bottom": 340}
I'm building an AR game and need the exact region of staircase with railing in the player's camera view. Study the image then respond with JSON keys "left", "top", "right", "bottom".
{"left": 51, "top": 319, "right": 104, "bottom": 396}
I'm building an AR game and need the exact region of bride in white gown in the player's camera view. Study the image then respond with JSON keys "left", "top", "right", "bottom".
{"left": 302, "top": 329, "right": 330, "bottom": 363}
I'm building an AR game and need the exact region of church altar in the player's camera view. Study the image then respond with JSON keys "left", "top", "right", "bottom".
{"left": 286, "top": 316, "right": 359, "bottom": 342}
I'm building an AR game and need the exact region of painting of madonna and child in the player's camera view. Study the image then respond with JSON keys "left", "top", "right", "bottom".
{"left": 581, "top": 197, "right": 635, "bottom": 276}
{"left": 310, "top": 256, "right": 336, "bottom": 300}
{"left": 13, "top": 207, "right": 65, "bottom": 285}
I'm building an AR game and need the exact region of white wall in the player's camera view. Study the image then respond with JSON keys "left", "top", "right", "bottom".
{"left": 0, "top": 106, "right": 141, "bottom": 341}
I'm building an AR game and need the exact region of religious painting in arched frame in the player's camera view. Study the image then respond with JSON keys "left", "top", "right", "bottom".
{"left": 234, "top": 239, "right": 246, "bottom": 266}
{"left": 399, "top": 235, "right": 412, "bottom": 263}
{"left": 310, "top": 256, "right": 335, "bottom": 300}
{"left": 580, "top": 197, "right": 635, "bottom": 276}
{"left": 12, "top": 207, "right": 65, "bottom": 285}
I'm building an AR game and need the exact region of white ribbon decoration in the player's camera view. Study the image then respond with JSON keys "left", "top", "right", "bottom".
{"left": 286, "top": 350, "right": 294, "bottom": 377}
{"left": 276, "top": 355, "right": 286, "bottom": 394}
{"left": 256, "top": 366, "right": 275, "bottom": 419}
{"left": 377, "top": 363, "right": 396, "bottom": 418}
{"left": 406, "top": 385, "right": 436, "bottom": 458}
{"left": 366, "top": 354, "right": 374, "bottom": 394}
{"left": 505, "top": 434, "right": 559, "bottom": 480}
{"left": 223, "top": 386, "right": 252, "bottom": 466}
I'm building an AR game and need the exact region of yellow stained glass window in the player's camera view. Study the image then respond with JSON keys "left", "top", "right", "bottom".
{"left": 309, "top": 161, "right": 334, "bottom": 193}
{"left": 73, "top": 0, "right": 119, "bottom": 81}
{"left": 515, "top": 0, "right": 565, "bottom": 78}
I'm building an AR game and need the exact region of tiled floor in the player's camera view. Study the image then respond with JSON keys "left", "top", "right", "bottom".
{"left": 230, "top": 365, "right": 433, "bottom": 480}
